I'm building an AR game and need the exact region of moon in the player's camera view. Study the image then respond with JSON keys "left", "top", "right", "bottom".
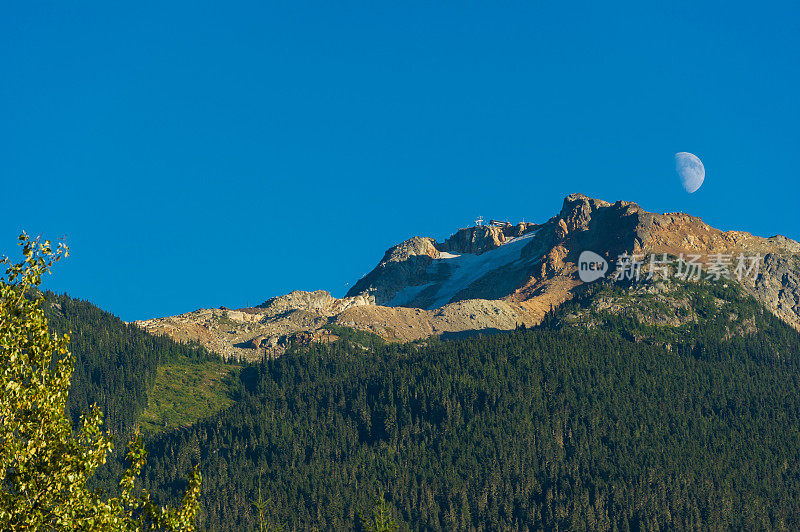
{"left": 675, "top": 152, "right": 705, "bottom": 193}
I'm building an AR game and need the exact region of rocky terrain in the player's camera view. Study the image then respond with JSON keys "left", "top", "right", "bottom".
{"left": 557, "top": 277, "right": 761, "bottom": 341}
{"left": 134, "top": 194, "right": 800, "bottom": 360}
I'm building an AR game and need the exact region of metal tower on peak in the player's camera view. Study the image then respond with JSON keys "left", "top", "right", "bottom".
{"left": 475, "top": 215, "right": 484, "bottom": 226}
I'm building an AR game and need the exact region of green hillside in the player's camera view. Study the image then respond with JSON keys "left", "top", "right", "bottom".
{"left": 137, "top": 280, "right": 800, "bottom": 530}
{"left": 43, "top": 291, "right": 234, "bottom": 436}
{"left": 139, "top": 359, "right": 238, "bottom": 433}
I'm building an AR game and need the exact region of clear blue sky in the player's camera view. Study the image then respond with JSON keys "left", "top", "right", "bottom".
{"left": 2, "top": 1, "right": 798, "bottom": 321}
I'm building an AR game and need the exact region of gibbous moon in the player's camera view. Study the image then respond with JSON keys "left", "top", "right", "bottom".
{"left": 675, "top": 152, "right": 705, "bottom": 193}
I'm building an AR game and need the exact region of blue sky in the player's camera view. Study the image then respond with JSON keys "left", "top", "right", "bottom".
{"left": 2, "top": 1, "right": 798, "bottom": 320}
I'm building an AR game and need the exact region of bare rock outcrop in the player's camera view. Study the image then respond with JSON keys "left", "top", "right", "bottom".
{"left": 258, "top": 290, "right": 336, "bottom": 313}
{"left": 345, "top": 237, "right": 441, "bottom": 305}
{"left": 439, "top": 226, "right": 507, "bottom": 255}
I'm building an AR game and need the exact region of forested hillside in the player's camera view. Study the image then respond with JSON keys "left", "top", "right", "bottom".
{"left": 138, "top": 281, "right": 800, "bottom": 530}
{"left": 43, "top": 291, "right": 221, "bottom": 436}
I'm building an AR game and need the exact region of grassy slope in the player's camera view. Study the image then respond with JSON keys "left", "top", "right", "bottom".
{"left": 137, "top": 326, "right": 379, "bottom": 435}
{"left": 139, "top": 359, "right": 239, "bottom": 433}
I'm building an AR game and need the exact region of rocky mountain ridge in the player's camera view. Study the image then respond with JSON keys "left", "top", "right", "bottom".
{"left": 135, "top": 194, "right": 800, "bottom": 359}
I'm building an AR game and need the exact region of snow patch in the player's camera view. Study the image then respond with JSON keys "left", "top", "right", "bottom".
{"left": 427, "top": 230, "right": 540, "bottom": 309}
{"left": 387, "top": 282, "right": 435, "bottom": 307}
{"left": 437, "top": 251, "right": 461, "bottom": 259}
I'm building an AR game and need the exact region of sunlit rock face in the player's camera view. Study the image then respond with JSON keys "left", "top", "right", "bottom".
{"left": 136, "top": 194, "right": 800, "bottom": 359}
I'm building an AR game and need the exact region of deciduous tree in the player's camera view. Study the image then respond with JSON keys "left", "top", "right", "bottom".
{"left": 0, "top": 233, "right": 201, "bottom": 531}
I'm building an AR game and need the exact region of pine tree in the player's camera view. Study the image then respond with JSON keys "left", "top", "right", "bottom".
{"left": 362, "top": 491, "right": 398, "bottom": 532}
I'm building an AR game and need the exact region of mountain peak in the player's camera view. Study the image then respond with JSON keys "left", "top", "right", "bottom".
{"left": 346, "top": 192, "right": 799, "bottom": 328}
{"left": 136, "top": 194, "right": 800, "bottom": 359}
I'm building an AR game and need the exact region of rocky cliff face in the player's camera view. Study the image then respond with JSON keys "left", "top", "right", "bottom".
{"left": 752, "top": 253, "right": 800, "bottom": 329}
{"left": 135, "top": 194, "right": 800, "bottom": 359}
{"left": 343, "top": 192, "right": 799, "bottom": 334}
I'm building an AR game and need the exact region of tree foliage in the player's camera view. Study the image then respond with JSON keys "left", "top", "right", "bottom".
{"left": 0, "top": 234, "right": 201, "bottom": 530}
{"left": 361, "top": 491, "right": 398, "bottom": 532}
